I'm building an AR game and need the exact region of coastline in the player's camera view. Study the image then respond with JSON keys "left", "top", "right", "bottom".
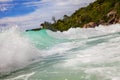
{"left": 37, "top": 0, "right": 120, "bottom": 32}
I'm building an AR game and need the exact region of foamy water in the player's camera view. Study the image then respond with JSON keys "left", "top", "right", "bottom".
{"left": 0, "top": 24, "right": 120, "bottom": 80}
{"left": 0, "top": 27, "right": 40, "bottom": 74}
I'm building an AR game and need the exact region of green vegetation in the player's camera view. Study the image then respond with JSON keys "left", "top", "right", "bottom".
{"left": 41, "top": 0, "right": 120, "bottom": 32}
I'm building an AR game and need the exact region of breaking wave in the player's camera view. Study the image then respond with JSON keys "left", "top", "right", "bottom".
{"left": 0, "top": 24, "right": 120, "bottom": 80}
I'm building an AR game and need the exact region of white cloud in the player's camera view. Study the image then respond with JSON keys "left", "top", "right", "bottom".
{"left": 0, "top": 0, "right": 13, "bottom": 12}
{"left": 0, "top": 0, "right": 12, "bottom": 2}
{"left": 0, "top": 3, "right": 13, "bottom": 12}
{"left": 0, "top": 0, "right": 96, "bottom": 30}
{"left": 0, "top": 6, "right": 7, "bottom": 12}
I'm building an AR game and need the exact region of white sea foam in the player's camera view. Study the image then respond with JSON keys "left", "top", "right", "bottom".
{"left": 1, "top": 24, "right": 120, "bottom": 80}
{"left": 6, "top": 72, "right": 35, "bottom": 80}
{"left": 47, "top": 24, "right": 120, "bottom": 39}
{"left": 51, "top": 24, "right": 120, "bottom": 80}
{"left": 0, "top": 27, "right": 40, "bottom": 74}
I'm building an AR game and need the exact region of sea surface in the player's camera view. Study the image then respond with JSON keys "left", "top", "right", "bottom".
{"left": 0, "top": 24, "right": 120, "bottom": 80}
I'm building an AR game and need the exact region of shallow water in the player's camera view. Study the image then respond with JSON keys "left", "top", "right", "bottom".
{"left": 0, "top": 24, "right": 120, "bottom": 80}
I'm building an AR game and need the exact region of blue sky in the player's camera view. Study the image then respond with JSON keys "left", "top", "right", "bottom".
{"left": 0, "top": 0, "right": 95, "bottom": 30}
{"left": 0, "top": 0, "right": 40, "bottom": 18}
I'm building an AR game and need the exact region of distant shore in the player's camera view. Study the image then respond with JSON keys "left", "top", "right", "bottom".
{"left": 38, "top": 0, "right": 120, "bottom": 32}
{"left": 27, "top": 0, "right": 120, "bottom": 32}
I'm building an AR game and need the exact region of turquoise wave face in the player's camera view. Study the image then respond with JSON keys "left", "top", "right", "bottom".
{"left": 23, "top": 29, "right": 68, "bottom": 49}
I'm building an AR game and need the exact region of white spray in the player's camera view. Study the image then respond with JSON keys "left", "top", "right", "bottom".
{"left": 0, "top": 27, "right": 40, "bottom": 74}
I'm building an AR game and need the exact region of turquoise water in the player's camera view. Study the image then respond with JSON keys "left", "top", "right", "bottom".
{"left": 1, "top": 24, "right": 120, "bottom": 80}
{"left": 24, "top": 29, "right": 67, "bottom": 49}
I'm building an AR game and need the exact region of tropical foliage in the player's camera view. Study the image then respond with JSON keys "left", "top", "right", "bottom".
{"left": 41, "top": 0, "right": 120, "bottom": 32}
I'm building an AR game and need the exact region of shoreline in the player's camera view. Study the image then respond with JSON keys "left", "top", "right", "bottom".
{"left": 39, "top": 0, "right": 120, "bottom": 32}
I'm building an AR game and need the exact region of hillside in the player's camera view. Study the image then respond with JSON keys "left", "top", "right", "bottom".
{"left": 41, "top": 0, "right": 120, "bottom": 32}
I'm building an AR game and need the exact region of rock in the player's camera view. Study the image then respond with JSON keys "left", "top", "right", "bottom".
{"left": 26, "top": 28, "right": 42, "bottom": 31}
{"left": 83, "top": 22, "right": 98, "bottom": 28}
{"left": 106, "top": 10, "right": 120, "bottom": 24}
{"left": 118, "top": 19, "right": 120, "bottom": 23}
{"left": 99, "top": 20, "right": 106, "bottom": 25}
{"left": 83, "top": 10, "right": 120, "bottom": 28}
{"left": 107, "top": 16, "right": 116, "bottom": 24}
{"left": 107, "top": 10, "right": 117, "bottom": 17}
